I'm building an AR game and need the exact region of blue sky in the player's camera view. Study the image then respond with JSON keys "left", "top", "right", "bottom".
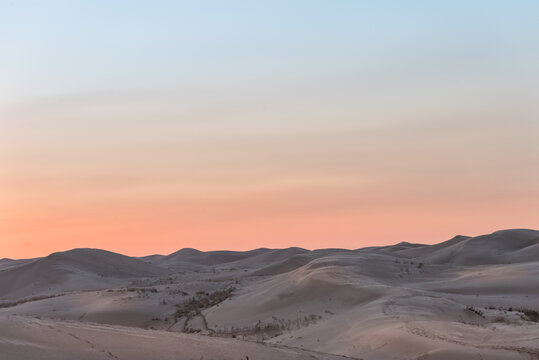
{"left": 2, "top": 0, "right": 539, "bottom": 107}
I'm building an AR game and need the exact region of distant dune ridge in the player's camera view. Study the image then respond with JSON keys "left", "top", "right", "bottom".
{"left": 0, "top": 248, "right": 164, "bottom": 300}
{"left": 378, "top": 229, "right": 539, "bottom": 265}
{"left": 1, "top": 229, "right": 538, "bottom": 360}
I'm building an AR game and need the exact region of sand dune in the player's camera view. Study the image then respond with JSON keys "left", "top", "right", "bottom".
{"left": 251, "top": 254, "right": 314, "bottom": 276}
{"left": 219, "top": 247, "right": 351, "bottom": 275}
{"left": 159, "top": 247, "right": 272, "bottom": 266}
{"left": 0, "top": 315, "right": 348, "bottom": 360}
{"left": 0, "top": 249, "right": 163, "bottom": 300}
{"left": 376, "top": 229, "right": 539, "bottom": 265}
{"left": 0, "top": 258, "right": 36, "bottom": 272}
{"left": 1, "top": 229, "right": 538, "bottom": 359}
{"left": 420, "top": 229, "right": 539, "bottom": 265}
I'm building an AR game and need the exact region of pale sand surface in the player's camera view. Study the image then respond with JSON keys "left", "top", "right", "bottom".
{"left": 1, "top": 229, "right": 538, "bottom": 359}
{"left": 0, "top": 314, "right": 348, "bottom": 360}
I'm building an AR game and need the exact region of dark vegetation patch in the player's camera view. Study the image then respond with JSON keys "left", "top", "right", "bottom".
{"left": 520, "top": 308, "right": 539, "bottom": 322}
{"left": 214, "top": 314, "right": 323, "bottom": 340}
{"left": 0, "top": 294, "right": 65, "bottom": 308}
{"left": 174, "top": 287, "right": 235, "bottom": 320}
{"left": 466, "top": 306, "right": 485, "bottom": 318}
{"left": 126, "top": 287, "right": 158, "bottom": 293}
{"left": 470, "top": 305, "right": 539, "bottom": 323}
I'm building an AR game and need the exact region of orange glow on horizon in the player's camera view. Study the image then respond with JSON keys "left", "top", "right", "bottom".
{"left": 2, "top": 184, "right": 537, "bottom": 259}
{"left": 2, "top": 123, "right": 539, "bottom": 259}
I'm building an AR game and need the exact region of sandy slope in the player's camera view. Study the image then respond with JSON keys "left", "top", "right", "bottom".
{"left": 0, "top": 249, "right": 164, "bottom": 300}
{"left": 158, "top": 247, "right": 273, "bottom": 266}
{"left": 0, "top": 315, "right": 348, "bottom": 360}
{"left": 0, "top": 258, "right": 36, "bottom": 271}
{"left": 1, "top": 229, "right": 538, "bottom": 360}
{"left": 204, "top": 252, "right": 539, "bottom": 359}
{"left": 377, "top": 229, "right": 539, "bottom": 265}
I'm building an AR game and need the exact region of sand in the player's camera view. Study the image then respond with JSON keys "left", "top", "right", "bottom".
{"left": 1, "top": 229, "right": 538, "bottom": 359}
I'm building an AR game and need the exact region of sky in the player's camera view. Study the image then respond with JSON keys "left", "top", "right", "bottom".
{"left": 1, "top": 1, "right": 539, "bottom": 259}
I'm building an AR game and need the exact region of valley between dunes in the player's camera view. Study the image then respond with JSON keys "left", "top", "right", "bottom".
{"left": 1, "top": 229, "right": 539, "bottom": 360}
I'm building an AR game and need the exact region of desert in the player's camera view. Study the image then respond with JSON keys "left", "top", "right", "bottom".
{"left": 1, "top": 229, "right": 538, "bottom": 359}
{"left": 3, "top": 1, "right": 539, "bottom": 359}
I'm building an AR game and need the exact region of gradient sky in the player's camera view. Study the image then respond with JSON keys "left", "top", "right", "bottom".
{"left": 2, "top": 1, "right": 539, "bottom": 259}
